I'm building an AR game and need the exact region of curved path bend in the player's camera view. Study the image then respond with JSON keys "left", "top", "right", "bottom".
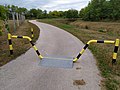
{"left": 0, "top": 20, "right": 101, "bottom": 90}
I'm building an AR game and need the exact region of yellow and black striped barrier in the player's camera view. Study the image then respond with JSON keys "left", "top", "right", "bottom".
{"left": 31, "top": 28, "right": 34, "bottom": 38}
{"left": 112, "top": 39, "right": 119, "bottom": 64}
{"left": 73, "top": 40, "right": 115, "bottom": 62}
{"left": 11, "top": 35, "right": 43, "bottom": 59}
{"left": 8, "top": 33, "right": 13, "bottom": 55}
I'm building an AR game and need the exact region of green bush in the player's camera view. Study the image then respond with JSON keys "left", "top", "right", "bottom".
{"left": 98, "top": 28, "right": 107, "bottom": 33}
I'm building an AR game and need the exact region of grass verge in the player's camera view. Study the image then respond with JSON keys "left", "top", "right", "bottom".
{"left": 38, "top": 19, "right": 120, "bottom": 90}
{"left": 0, "top": 20, "right": 40, "bottom": 66}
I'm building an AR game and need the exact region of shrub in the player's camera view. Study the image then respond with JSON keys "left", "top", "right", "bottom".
{"left": 98, "top": 28, "right": 107, "bottom": 32}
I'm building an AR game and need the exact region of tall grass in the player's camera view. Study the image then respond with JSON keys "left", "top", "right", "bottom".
{"left": 0, "top": 20, "right": 40, "bottom": 66}
{"left": 0, "top": 20, "right": 3, "bottom": 36}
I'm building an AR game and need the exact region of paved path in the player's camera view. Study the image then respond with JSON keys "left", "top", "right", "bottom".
{"left": 0, "top": 20, "right": 101, "bottom": 90}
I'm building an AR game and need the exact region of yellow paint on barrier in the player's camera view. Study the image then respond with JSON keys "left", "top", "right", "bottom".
{"left": 8, "top": 33, "right": 11, "bottom": 39}
{"left": 9, "top": 45, "right": 13, "bottom": 50}
{"left": 23, "top": 36, "right": 32, "bottom": 41}
{"left": 31, "top": 28, "right": 33, "bottom": 32}
{"left": 32, "top": 34, "right": 34, "bottom": 38}
{"left": 12, "top": 35, "right": 17, "bottom": 38}
{"left": 33, "top": 46, "right": 38, "bottom": 51}
{"left": 73, "top": 58, "right": 78, "bottom": 62}
{"left": 87, "top": 40, "right": 97, "bottom": 44}
{"left": 31, "top": 28, "right": 34, "bottom": 38}
{"left": 115, "top": 39, "right": 119, "bottom": 46}
{"left": 113, "top": 53, "right": 117, "bottom": 59}
{"left": 104, "top": 40, "right": 115, "bottom": 44}
{"left": 80, "top": 49, "right": 85, "bottom": 54}
{"left": 39, "top": 55, "right": 43, "bottom": 59}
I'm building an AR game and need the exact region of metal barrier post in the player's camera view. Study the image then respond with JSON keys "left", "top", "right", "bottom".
{"left": 8, "top": 33, "right": 13, "bottom": 55}
{"left": 11, "top": 35, "right": 43, "bottom": 59}
{"left": 112, "top": 39, "right": 119, "bottom": 64}
{"left": 31, "top": 28, "right": 34, "bottom": 38}
{"left": 73, "top": 40, "right": 115, "bottom": 62}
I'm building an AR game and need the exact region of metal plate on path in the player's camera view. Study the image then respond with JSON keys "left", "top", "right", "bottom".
{"left": 40, "top": 57, "right": 73, "bottom": 68}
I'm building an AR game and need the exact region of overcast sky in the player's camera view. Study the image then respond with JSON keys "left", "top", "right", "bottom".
{"left": 0, "top": 0, "right": 90, "bottom": 11}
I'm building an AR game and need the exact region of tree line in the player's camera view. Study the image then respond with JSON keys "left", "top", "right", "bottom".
{"left": 79, "top": 0, "right": 120, "bottom": 21}
{"left": 0, "top": 0, "right": 120, "bottom": 21}
{"left": 0, "top": 5, "right": 79, "bottom": 20}
{"left": 0, "top": 5, "right": 27, "bottom": 20}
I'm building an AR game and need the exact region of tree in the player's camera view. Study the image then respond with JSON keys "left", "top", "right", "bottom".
{"left": 42, "top": 10, "right": 47, "bottom": 18}
{"left": 37, "top": 9, "right": 43, "bottom": 19}
{"left": 65, "top": 9, "right": 79, "bottom": 21}
{"left": 48, "top": 11, "right": 64, "bottom": 18}
{"left": 79, "top": 0, "right": 120, "bottom": 21}
{"left": 109, "top": 0, "right": 120, "bottom": 20}
{"left": 0, "top": 5, "right": 7, "bottom": 20}
{"left": 29, "top": 9, "right": 38, "bottom": 18}
{"left": 17, "top": 7, "right": 27, "bottom": 14}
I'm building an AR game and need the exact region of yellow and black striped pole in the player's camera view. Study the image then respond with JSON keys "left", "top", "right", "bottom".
{"left": 11, "top": 35, "right": 43, "bottom": 59}
{"left": 8, "top": 33, "right": 13, "bottom": 55}
{"left": 73, "top": 40, "right": 115, "bottom": 62}
{"left": 31, "top": 28, "right": 34, "bottom": 38}
{"left": 112, "top": 39, "right": 119, "bottom": 64}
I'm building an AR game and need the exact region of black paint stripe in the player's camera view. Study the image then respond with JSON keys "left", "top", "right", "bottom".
{"left": 112, "top": 59, "right": 116, "bottom": 64}
{"left": 114, "top": 46, "right": 119, "bottom": 53}
{"left": 84, "top": 44, "right": 89, "bottom": 49}
{"left": 17, "top": 36, "right": 23, "bottom": 38}
{"left": 36, "top": 50, "right": 40, "bottom": 56}
{"left": 97, "top": 40, "right": 104, "bottom": 43}
{"left": 77, "top": 54, "right": 82, "bottom": 59}
{"left": 9, "top": 40, "right": 12, "bottom": 45}
{"left": 10, "top": 50, "right": 13, "bottom": 55}
{"left": 30, "top": 41, "right": 34, "bottom": 46}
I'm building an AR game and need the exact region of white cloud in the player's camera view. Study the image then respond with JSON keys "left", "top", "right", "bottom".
{"left": 41, "top": 0, "right": 90, "bottom": 11}
{"left": 0, "top": 0, "right": 90, "bottom": 11}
